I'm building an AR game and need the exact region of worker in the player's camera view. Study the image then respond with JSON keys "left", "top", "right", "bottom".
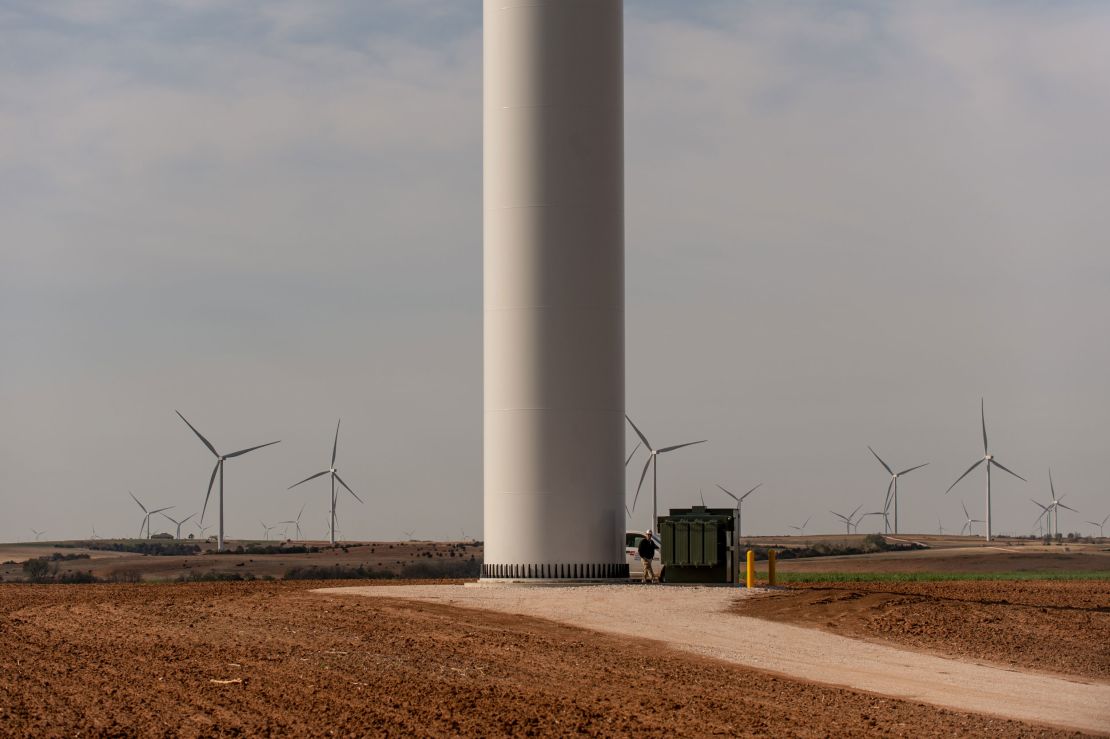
{"left": 638, "top": 529, "right": 658, "bottom": 583}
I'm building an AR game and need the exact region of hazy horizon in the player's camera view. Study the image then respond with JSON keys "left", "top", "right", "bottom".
{"left": 2, "top": 1, "right": 1108, "bottom": 543}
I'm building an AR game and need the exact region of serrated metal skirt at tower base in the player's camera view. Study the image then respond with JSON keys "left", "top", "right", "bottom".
{"left": 482, "top": 0, "right": 627, "bottom": 580}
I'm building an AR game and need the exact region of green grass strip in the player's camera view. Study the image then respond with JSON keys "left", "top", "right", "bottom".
{"left": 772, "top": 570, "right": 1110, "bottom": 583}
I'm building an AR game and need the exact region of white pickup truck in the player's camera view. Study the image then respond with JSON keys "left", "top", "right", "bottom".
{"left": 624, "top": 531, "right": 664, "bottom": 581}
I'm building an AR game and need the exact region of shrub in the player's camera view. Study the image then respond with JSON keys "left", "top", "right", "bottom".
{"left": 22, "top": 558, "right": 54, "bottom": 582}
{"left": 283, "top": 565, "right": 395, "bottom": 581}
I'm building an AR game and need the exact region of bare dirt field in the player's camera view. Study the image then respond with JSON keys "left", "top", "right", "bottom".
{"left": 735, "top": 579, "right": 1110, "bottom": 681}
{"left": 0, "top": 581, "right": 1097, "bottom": 737}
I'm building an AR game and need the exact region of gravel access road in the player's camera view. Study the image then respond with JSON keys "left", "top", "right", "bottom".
{"left": 327, "top": 583, "right": 1110, "bottom": 735}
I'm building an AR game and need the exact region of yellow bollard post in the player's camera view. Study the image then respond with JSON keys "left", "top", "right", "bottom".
{"left": 746, "top": 549, "right": 755, "bottom": 588}
{"left": 768, "top": 549, "right": 777, "bottom": 587}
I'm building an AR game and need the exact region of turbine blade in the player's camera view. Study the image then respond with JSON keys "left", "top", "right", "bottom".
{"left": 962, "top": 500, "right": 970, "bottom": 518}
{"left": 225, "top": 440, "right": 281, "bottom": 458}
{"left": 334, "top": 473, "right": 363, "bottom": 503}
{"left": 151, "top": 506, "right": 174, "bottom": 515}
{"left": 715, "top": 484, "right": 739, "bottom": 503}
{"left": 288, "top": 470, "right": 330, "bottom": 489}
{"left": 883, "top": 479, "right": 894, "bottom": 511}
{"left": 740, "top": 483, "right": 763, "bottom": 501}
{"left": 176, "top": 410, "right": 218, "bottom": 457}
{"left": 625, "top": 415, "right": 652, "bottom": 451}
{"left": 632, "top": 457, "right": 652, "bottom": 511}
{"left": 868, "top": 446, "right": 893, "bottom": 475}
{"left": 897, "top": 462, "right": 929, "bottom": 476}
{"left": 946, "top": 459, "right": 984, "bottom": 494}
{"left": 1030, "top": 499, "right": 1049, "bottom": 512}
{"left": 658, "top": 440, "right": 707, "bottom": 454}
{"left": 1049, "top": 468, "right": 1055, "bottom": 499}
{"left": 332, "top": 419, "right": 341, "bottom": 467}
{"left": 849, "top": 503, "right": 863, "bottom": 520}
{"left": 1058, "top": 502, "right": 1079, "bottom": 513}
{"left": 129, "top": 491, "right": 147, "bottom": 514}
{"left": 625, "top": 442, "right": 641, "bottom": 467}
{"left": 981, "top": 398, "right": 988, "bottom": 454}
{"left": 201, "top": 460, "right": 220, "bottom": 523}
{"left": 989, "top": 459, "right": 1026, "bottom": 482}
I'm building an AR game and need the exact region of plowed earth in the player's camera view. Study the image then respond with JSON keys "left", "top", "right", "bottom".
{"left": 0, "top": 582, "right": 1091, "bottom": 737}
{"left": 736, "top": 580, "right": 1110, "bottom": 681}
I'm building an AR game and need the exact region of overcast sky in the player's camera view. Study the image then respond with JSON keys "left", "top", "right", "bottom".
{"left": 2, "top": 1, "right": 1108, "bottom": 543}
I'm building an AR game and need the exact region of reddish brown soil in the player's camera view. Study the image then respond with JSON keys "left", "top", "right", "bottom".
{"left": 0, "top": 582, "right": 1090, "bottom": 737}
{"left": 736, "top": 580, "right": 1110, "bottom": 681}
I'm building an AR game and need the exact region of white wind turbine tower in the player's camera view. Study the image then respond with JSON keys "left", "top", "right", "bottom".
{"left": 945, "top": 399, "right": 1025, "bottom": 542}
{"left": 960, "top": 500, "right": 984, "bottom": 536}
{"left": 867, "top": 446, "right": 927, "bottom": 534}
{"left": 626, "top": 415, "right": 707, "bottom": 531}
{"left": 176, "top": 411, "right": 280, "bottom": 552}
{"left": 161, "top": 512, "right": 196, "bottom": 540}
{"left": 288, "top": 420, "right": 362, "bottom": 547}
{"left": 129, "top": 492, "right": 173, "bottom": 539}
{"left": 1087, "top": 514, "right": 1109, "bottom": 539}
{"left": 716, "top": 483, "right": 763, "bottom": 538}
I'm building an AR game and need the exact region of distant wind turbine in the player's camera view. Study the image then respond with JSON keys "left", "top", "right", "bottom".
{"left": 402, "top": 529, "right": 415, "bottom": 540}
{"left": 1034, "top": 469, "right": 1078, "bottom": 538}
{"left": 161, "top": 512, "right": 196, "bottom": 540}
{"left": 30, "top": 529, "right": 45, "bottom": 541}
{"left": 1031, "top": 499, "right": 1051, "bottom": 537}
{"left": 288, "top": 420, "right": 362, "bottom": 547}
{"left": 945, "top": 399, "right": 1025, "bottom": 542}
{"left": 788, "top": 517, "right": 811, "bottom": 535}
{"left": 937, "top": 517, "right": 944, "bottom": 536}
{"left": 626, "top": 415, "right": 707, "bottom": 531}
{"left": 830, "top": 505, "right": 863, "bottom": 536}
{"left": 1086, "top": 514, "right": 1108, "bottom": 538}
{"left": 960, "top": 500, "right": 984, "bottom": 536}
{"left": 129, "top": 492, "right": 173, "bottom": 540}
{"left": 280, "top": 504, "right": 306, "bottom": 541}
{"left": 90, "top": 525, "right": 101, "bottom": 540}
{"left": 176, "top": 410, "right": 280, "bottom": 552}
{"left": 716, "top": 483, "right": 762, "bottom": 538}
{"left": 260, "top": 520, "right": 276, "bottom": 541}
{"left": 867, "top": 446, "right": 927, "bottom": 534}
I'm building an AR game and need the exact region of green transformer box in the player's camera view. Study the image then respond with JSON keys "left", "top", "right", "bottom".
{"left": 659, "top": 506, "right": 739, "bottom": 584}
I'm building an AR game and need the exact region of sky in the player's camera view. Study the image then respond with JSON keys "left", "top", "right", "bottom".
{"left": 2, "top": 1, "right": 1108, "bottom": 543}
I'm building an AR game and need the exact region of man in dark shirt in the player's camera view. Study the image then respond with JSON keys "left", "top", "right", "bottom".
{"left": 637, "top": 530, "right": 659, "bottom": 583}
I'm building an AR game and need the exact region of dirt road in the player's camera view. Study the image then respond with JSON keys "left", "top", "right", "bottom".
{"left": 331, "top": 583, "right": 1110, "bottom": 734}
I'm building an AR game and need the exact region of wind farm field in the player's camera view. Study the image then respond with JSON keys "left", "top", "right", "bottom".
{"left": 2, "top": 579, "right": 1107, "bottom": 737}
{"left": 0, "top": 539, "right": 481, "bottom": 582}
